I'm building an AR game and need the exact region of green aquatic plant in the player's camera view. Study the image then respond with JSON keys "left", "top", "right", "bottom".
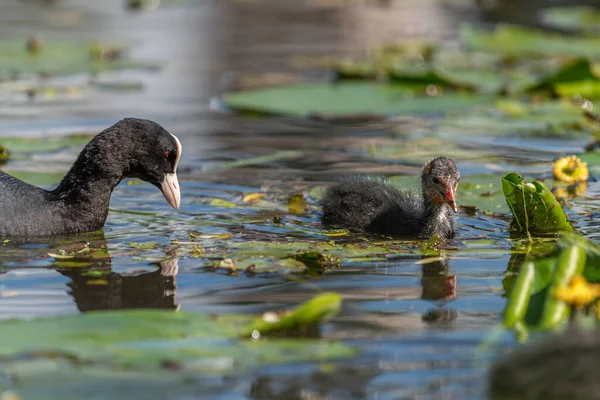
{"left": 502, "top": 173, "right": 574, "bottom": 238}
{"left": 0, "top": 293, "right": 350, "bottom": 397}
{"left": 243, "top": 292, "right": 342, "bottom": 337}
{"left": 222, "top": 82, "right": 494, "bottom": 118}
{"left": 503, "top": 234, "right": 600, "bottom": 335}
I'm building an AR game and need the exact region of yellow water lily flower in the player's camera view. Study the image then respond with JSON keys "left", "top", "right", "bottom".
{"left": 553, "top": 155, "right": 589, "bottom": 183}
{"left": 554, "top": 275, "right": 600, "bottom": 308}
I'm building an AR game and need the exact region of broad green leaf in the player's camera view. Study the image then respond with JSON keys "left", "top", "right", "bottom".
{"left": 502, "top": 173, "right": 574, "bottom": 235}
{"left": 540, "top": 6, "right": 600, "bottom": 33}
{"left": 556, "top": 80, "right": 600, "bottom": 99}
{"left": 222, "top": 83, "right": 494, "bottom": 117}
{"left": 2, "top": 170, "right": 65, "bottom": 186}
{"left": 461, "top": 23, "right": 600, "bottom": 58}
{"left": 0, "top": 299, "right": 353, "bottom": 389}
{"left": 527, "top": 58, "right": 600, "bottom": 98}
{"left": 0, "top": 37, "right": 159, "bottom": 76}
{"left": 439, "top": 99, "right": 591, "bottom": 139}
{"left": 0, "top": 134, "right": 92, "bottom": 155}
{"left": 243, "top": 292, "right": 342, "bottom": 337}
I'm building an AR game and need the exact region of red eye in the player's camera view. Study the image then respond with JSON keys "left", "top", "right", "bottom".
{"left": 164, "top": 151, "right": 170, "bottom": 159}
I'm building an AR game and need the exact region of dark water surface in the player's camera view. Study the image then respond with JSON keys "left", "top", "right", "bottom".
{"left": 0, "top": 0, "right": 598, "bottom": 399}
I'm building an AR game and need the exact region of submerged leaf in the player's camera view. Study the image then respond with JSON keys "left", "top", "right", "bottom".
{"left": 501, "top": 173, "right": 574, "bottom": 236}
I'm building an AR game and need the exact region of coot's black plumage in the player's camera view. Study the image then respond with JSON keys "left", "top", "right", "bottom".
{"left": 321, "top": 157, "right": 460, "bottom": 239}
{"left": 489, "top": 329, "right": 600, "bottom": 400}
{"left": 0, "top": 118, "right": 181, "bottom": 237}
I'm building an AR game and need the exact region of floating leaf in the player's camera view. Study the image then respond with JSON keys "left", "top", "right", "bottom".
{"left": 2, "top": 170, "right": 65, "bottom": 186}
{"left": 221, "top": 83, "right": 494, "bottom": 117}
{"left": 289, "top": 250, "right": 340, "bottom": 270}
{"left": 129, "top": 242, "right": 160, "bottom": 249}
{"left": 0, "top": 307, "right": 352, "bottom": 374}
{"left": 243, "top": 292, "right": 342, "bottom": 337}
{"left": 0, "top": 37, "right": 159, "bottom": 76}
{"left": 540, "top": 6, "right": 600, "bottom": 33}
{"left": 208, "top": 198, "right": 238, "bottom": 208}
{"left": 527, "top": 58, "right": 600, "bottom": 98}
{"left": 0, "top": 134, "right": 92, "bottom": 155}
{"left": 461, "top": 23, "right": 600, "bottom": 58}
{"left": 502, "top": 172, "right": 574, "bottom": 236}
{"left": 440, "top": 99, "right": 591, "bottom": 139}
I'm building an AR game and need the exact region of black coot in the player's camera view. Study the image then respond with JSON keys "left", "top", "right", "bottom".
{"left": 321, "top": 157, "right": 460, "bottom": 239}
{"left": 0, "top": 118, "right": 181, "bottom": 237}
{"left": 489, "top": 329, "right": 600, "bottom": 400}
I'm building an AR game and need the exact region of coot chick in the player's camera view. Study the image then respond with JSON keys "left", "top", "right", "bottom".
{"left": 0, "top": 118, "right": 181, "bottom": 237}
{"left": 321, "top": 157, "right": 459, "bottom": 239}
{"left": 489, "top": 329, "right": 600, "bottom": 400}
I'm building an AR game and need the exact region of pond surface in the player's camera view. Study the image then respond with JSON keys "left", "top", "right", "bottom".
{"left": 0, "top": 0, "right": 599, "bottom": 399}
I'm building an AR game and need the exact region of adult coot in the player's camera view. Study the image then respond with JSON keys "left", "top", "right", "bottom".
{"left": 321, "top": 157, "right": 459, "bottom": 239}
{"left": 489, "top": 329, "right": 600, "bottom": 400}
{"left": 0, "top": 118, "right": 181, "bottom": 237}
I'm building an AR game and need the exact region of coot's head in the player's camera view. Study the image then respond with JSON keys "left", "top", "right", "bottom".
{"left": 421, "top": 157, "right": 460, "bottom": 212}
{"left": 115, "top": 118, "right": 182, "bottom": 209}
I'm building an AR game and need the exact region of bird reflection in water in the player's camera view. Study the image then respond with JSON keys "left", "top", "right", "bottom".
{"left": 420, "top": 257, "right": 459, "bottom": 329}
{"left": 52, "top": 238, "right": 179, "bottom": 312}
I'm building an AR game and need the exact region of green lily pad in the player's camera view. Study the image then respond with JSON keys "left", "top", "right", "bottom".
{"left": 1, "top": 170, "right": 65, "bottom": 186}
{"left": 461, "top": 23, "right": 600, "bottom": 58}
{"left": 0, "top": 37, "right": 159, "bottom": 77}
{"left": 439, "top": 99, "right": 591, "bottom": 138}
{"left": 528, "top": 58, "right": 600, "bottom": 98}
{"left": 0, "top": 134, "right": 92, "bottom": 155}
{"left": 0, "top": 296, "right": 353, "bottom": 397}
{"left": 502, "top": 173, "right": 574, "bottom": 236}
{"left": 459, "top": 174, "right": 508, "bottom": 213}
{"left": 222, "top": 83, "right": 494, "bottom": 117}
{"left": 540, "top": 6, "right": 600, "bottom": 33}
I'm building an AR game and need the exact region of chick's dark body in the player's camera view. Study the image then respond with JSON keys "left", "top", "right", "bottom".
{"left": 321, "top": 157, "right": 459, "bottom": 239}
